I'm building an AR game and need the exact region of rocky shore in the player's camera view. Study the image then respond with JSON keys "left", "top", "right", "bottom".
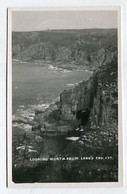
{"left": 12, "top": 51, "right": 118, "bottom": 182}
{"left": 32, "top": 52, "right": 118, "bottom": 135}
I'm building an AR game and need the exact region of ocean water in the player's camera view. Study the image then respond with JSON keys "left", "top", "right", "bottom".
{"left": 12, "top": 62, "right": 92, "bottom": 125}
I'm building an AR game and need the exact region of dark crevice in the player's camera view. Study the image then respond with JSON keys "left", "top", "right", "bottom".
{"left": 76, "top": 108, "right": 90, "bottom": 127}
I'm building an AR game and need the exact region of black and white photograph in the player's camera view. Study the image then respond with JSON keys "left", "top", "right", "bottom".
{"left": 7, "top": 7, "right": 122, "bottom": 187}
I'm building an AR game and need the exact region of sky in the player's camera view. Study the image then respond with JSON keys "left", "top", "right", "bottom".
{"left": 12, "top": 10, "right": 118, "bottom": 31}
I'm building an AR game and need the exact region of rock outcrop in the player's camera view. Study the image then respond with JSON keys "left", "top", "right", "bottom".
{"left": 58, "top": 56, "right": 118, "bottom": 182}
{"left": 58, "top": 73, "right": 97, "bottom": 123}
{"left": 34, "top": 53, "right": 117, "bottom": 138}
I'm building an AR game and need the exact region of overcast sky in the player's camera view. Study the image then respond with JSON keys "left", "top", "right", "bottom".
{"left": 12, "top": 10, "right": 118, "bottom": 31}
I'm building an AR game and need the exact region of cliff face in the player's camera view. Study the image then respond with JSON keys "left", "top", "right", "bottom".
{"left": 59, "top": 75, "right": 96, "bottom": 122}
{"left": 89, "top": 59, "right": 118, "bottom": 131}
{"left": 57, "top": 55, "right": 117, "bottom": 131}
{"left": 12, "top": 29, "right": 117, "bottom": 71}
{"left": 34, "top": 53, "right": 117, "bottom": 136}
{"left": 56, "top": 56, "right": 118, "bottom": 182}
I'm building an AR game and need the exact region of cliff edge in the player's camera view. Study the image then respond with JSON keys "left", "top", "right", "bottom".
{"left": 34, "top": 52, "right": 118, "bottom": 138}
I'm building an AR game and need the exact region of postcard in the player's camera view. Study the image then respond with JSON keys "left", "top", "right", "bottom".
{"left": 7, "top": 7, "right": 122, "bottom": 187}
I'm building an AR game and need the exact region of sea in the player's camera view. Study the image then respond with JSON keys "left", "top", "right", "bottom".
{"left": 12, "top": 61, "right": 93, "bottom": 182}
{"left": 12, "top": 61, "right": 92, "bottom": 130}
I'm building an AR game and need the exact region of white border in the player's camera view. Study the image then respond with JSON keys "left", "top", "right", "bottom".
{"left": 7, "top": 6, "right": 122, "bottom": 188}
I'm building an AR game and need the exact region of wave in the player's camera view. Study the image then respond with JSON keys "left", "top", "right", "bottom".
{"left": 29, "top": 103, "right": 50, "bottom": 111}
{"left": 66, "top": 83, "right": 75, "bottom": 87}
{"left": 13, "top": 102, "right": 51, "bottom": 130}
{"left": 12, "top": 121, "right": 32, "bottom": 131}
{"left": 61, "top": 69, "right": 71, "bottom": 73}
{"left": 16, "top": 107, "right": 35, "bottom": 120}
{"left": 65, "top": 81, "right": 83, "bottom": 87}
{"left": 48, "top": 65, "right": 71, "bottom": 73}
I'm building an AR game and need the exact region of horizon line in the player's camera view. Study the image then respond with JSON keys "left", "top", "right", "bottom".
{"left": 12, "top": 27, "right": 117, "bottom": 33}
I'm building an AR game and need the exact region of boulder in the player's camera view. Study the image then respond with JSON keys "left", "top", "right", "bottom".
{"left": 35, "top": 135, "right": 43, "bottom": 143}
{"left": 40, "top": 127, "right": 46, "bottom": 132}
{"left": 35, "top": 107, "right": 45, "bottom": 115}
{"left": 43, "top": 122, "right": 56, "bottom": 132}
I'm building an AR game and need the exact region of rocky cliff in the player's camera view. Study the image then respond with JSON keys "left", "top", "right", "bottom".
{"left": 12, "top": 29, "right": 117, "bottom": 71}
{"left": 59, "top": 54, "right": 118, "bottom": 130}
{"left": 33, "top": 51, "right": 118, "bottom": 138}
{"left": 56, "top": 54, "right": 118, "bottom": 182}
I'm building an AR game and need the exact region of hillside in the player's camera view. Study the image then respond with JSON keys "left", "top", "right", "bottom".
{"left": 12, "top": 29, "right": 117, "bottom": 70}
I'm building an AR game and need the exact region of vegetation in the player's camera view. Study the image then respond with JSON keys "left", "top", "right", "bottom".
{"left": 12, "top": 29, "right": 117, "bottom": 70}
